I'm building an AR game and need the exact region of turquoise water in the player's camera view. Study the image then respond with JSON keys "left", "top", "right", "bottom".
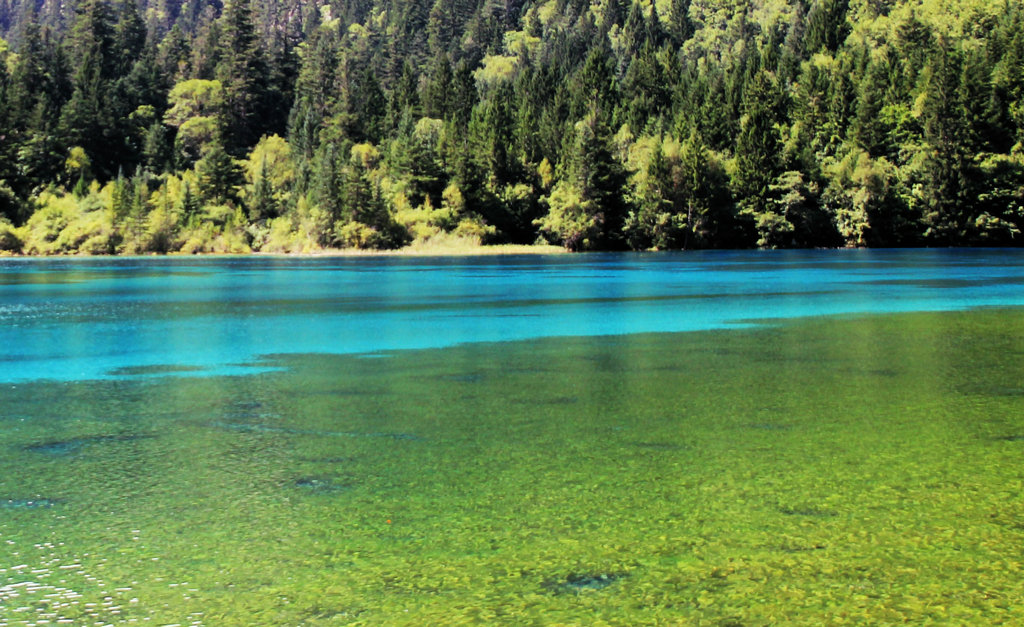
{"left": 2, "top": 249, "right": 1023, "bottom": 383}
{"left": 2, "top": 250, "right": 1024, "bottom": 625}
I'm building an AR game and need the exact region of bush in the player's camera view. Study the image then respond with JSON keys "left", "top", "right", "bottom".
{"left": 0, "top": 219, "right": 23, "bottom": 253}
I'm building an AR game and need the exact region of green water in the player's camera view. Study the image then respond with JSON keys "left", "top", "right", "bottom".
{"left": 2, "top": 309, "right": 1024, "bottom": 625}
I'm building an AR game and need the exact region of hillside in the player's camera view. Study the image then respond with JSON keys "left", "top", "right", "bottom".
{"left": 0, "top": 0, "right": 1022, "bottom": 253}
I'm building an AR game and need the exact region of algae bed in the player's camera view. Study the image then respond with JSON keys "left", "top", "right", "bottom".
{"left": 2, "top": 308, "right": 1024, "bottom": 625}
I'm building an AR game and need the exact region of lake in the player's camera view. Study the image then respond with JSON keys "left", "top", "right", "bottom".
{"left": 2, "top": 249, "right": 1023, "bottom": 624}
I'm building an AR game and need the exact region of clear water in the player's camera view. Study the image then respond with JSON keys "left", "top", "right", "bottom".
{"left": 2, "top": 249, "right": 1023, "bottom": 383}
{"left": 2, "top": 250, "right": 1024, "bottom": 625}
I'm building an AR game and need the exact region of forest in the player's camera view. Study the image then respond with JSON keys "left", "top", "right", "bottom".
{"left": 0, "top": 0, "right": 1022, "bottom": 253}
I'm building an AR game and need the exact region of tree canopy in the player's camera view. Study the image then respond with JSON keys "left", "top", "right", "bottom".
{"left": 1, "top": 0, "right": 1023, "bottom": 254}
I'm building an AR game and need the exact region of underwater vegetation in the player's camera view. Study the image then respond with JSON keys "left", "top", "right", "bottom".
{"left": 22, "top": 433, "right": 154, "bottom": 456}
{"left": 543, "top": 572, "right": 627, "bottom": 595}
{"left": 292, "top": 477, "right": 351, "bottom": 494}
{"left": 1, "top": 308, "right": 1024, "bottom": 625}
{"left": 211, "top": 420, "right": 423, "bottom": 441}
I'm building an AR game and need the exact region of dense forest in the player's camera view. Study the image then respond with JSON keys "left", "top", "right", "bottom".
{"left": 0, "top": 0, "right": 1022, "bottom": 253}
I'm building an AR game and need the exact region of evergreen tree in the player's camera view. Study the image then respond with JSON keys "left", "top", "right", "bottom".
{"left": 248, "top": 155, "right": 277, "bottom": 221}
{"left": 570, "top": 46, "right": 618, "bottom": 127}
{"left": 346, "top": 66, "right": 386, "bottom": 144}
{"left": 852, "top": 52, "right": 893, "bottom": 157}
{"left": 803, "top": 0, "right": 849, "bottom": 55}
{"left": 386, "top": 59, "right": 420, "bottom": 132}
{"left": 215, "top": 0, "right": 270, "bottom": 154}
{"left": 287, "top": 25, "right": 338, "bottom": 159}
{"left": 157, "top": 23, "right": 191, "bottom": 82}
{"left": 667, "top": 0, "right": 693, "bottom": 44}
{"left": 59, "top": 0, "right": 116, "bottom": 179}
{"left": 734, "top": 69, "right": 784, "bottom": 216}
{"left": 196, "top": 139, "right": 243, "bottom": 205}
{"left": 561, "top": 111, "right": 629, "bottom": 249}
{"left": 469, "top": 83, "right": 517, "bottom": 188}
{"left": 312, "top": 142, "right": 343, "bottom": 227}
{"left": 919, "top": 42, "right": 971, "bottom": 244}
{"left": 111, "top": 0, "right": 146, "bottom": 76}
{"left": 620, "top": 41, "right": 669, "bottom": 133}
{"left": 423, "top": 52, "right": 454, "bottom": 120}
{"left": 449, "top": 59, "right": 477, "bottom": 130}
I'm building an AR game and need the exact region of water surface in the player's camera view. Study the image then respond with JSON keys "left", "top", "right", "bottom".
{"left": 2, "top": 249, "right": 1023, "bottom": 383}
{"left": 2, "top": 250, "right": 1024, "bottom": 625}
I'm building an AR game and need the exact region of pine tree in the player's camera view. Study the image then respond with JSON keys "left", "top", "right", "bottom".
{"left": 157, "top": 23, "right": 191, "bottom": 83}
{"left": 919, "top": 41, "right": 971, "bottom": 244}
{"left": 59, "top": 0, "right": 116, "bottom": 179}
{"left": 196, "top": 139, "right": 243, "bottom": 205}
{"left": 215, "top": 0, "right": 270, "bottom": 155}
{"left": 667, "top": 0, "right": 693, "bottom": 44}
{"left": 348, "top": 66, "right": 386, "bottom": 144}
{"left": 803, "top": 0, "right": 850, "bottom": 56}
{"left": 469, "top": 83, "right": 517, "bottom": 188}
{"left": 423, "top": 52, "right": 454, "bottom": 120}
{"left": 621, "top": 41, "right": 669, "bottom": 133}
{"left": 248, "top": 155, "right": 276, "bottom": 222}
{"left": 449, "top": 59, "right": 477, "bottom": 131}
{"left": 313, "top": 142, "right": 343, "bottom": 226}
{"left": 570, "top": 46, "right": 618, "bottom": 127}
{"left": 386, "top": 59, "right": 420, "bottom": 133}
{"left": 734, "top": 69, "right": 783, "bottom": 213}
{"left": 563, "top": 111, "right": 628, "bottom": 249}
{"left": 287, "top": 25, "right": 338, "bottom": 159}
{"left": 111, "top": 0, "right": 146, "bottom": 76}
{"left": 852, "top": 53, "right": 892, "bottom": 157}
{"left": 180, "top": 179, "right": 200, "bottom": 220}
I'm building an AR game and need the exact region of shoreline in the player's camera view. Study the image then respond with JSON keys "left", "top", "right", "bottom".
{"left": 0, "top": 243, "right": 569, "bottom": 259}
{"left": 259, "top": 243, "right": 568, "bottom": 257}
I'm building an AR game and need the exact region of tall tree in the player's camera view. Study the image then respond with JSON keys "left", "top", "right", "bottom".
{"left": 59, "top": 0, "right": 116, "bottom": 179}
{"left": 667, "top": 0, "right": 693, "bottom": 44}
{"left": 734, "top": 69, "right": 784, "bottom": 216}
{"left": 557, "top": 111, "right": 629, "bottom": 249}
{"left": 919, "top": 41, "right": 971, "bottom": 244}
{"left": 215, "top": 0, "right": 270, "bottom": 155}
{"left": 803, "top": 0, "right": 850, "bottom": 55}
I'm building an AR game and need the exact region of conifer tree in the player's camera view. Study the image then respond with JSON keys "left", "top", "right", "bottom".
{"left": 919, "top": 42, "right": 971, "bottom": 244}
{"left": 313, "top": 142, "right": 343, "bottom": 227}
{"left": 423, "top": 52, "right": 454, "bottom": 120}
{"left": 562, "top": 111, "right": 628, "bottom": 248}
{"left": 112, "top": 0, "right": 146, "bottom": 76}
{"left": 59, "top": 0, "right": 116, "bottom": 179}
{"left": 803, "top": 0, "right": 849, "bottom": 55}
{"left": 667, "top": 0, "right": 693, "bottom": 44}
{"left": 196, "top": 139, "right": 243, "bottom": 205}
{"left": 852, "top": 53, "right": 892, "bottom": 157}
{"left": 734, "top": 69, "right": 783, "bottom": 214}
{"left": 287, "top": 25, "right": 338, "bottom": 159}
{"left": 215, "top": 0, "right": 269, "bottom": 154}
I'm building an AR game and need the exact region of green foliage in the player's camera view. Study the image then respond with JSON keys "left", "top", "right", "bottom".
{"left": 215, "top": 0, "right": 271, "bottom": 154}
{"left": 196, "top": 140, "right": 243, "bottom": 206}
{"left": 552, "top": 112, "right": 630, "bottom": 250}
{"left": 22, "top": 187, "right": 118, "bottom": 254}
{"left": 624, "top": 137, "right": 687, "bottom": 250}
{"left": 2, "top": 0, "right": 1024, "bottom": 253}
{"left": 536, "top": 180, "right": 602, "bottom": 251}
{"left": 0, "top": 217, "right": 23, "bottom": 253}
